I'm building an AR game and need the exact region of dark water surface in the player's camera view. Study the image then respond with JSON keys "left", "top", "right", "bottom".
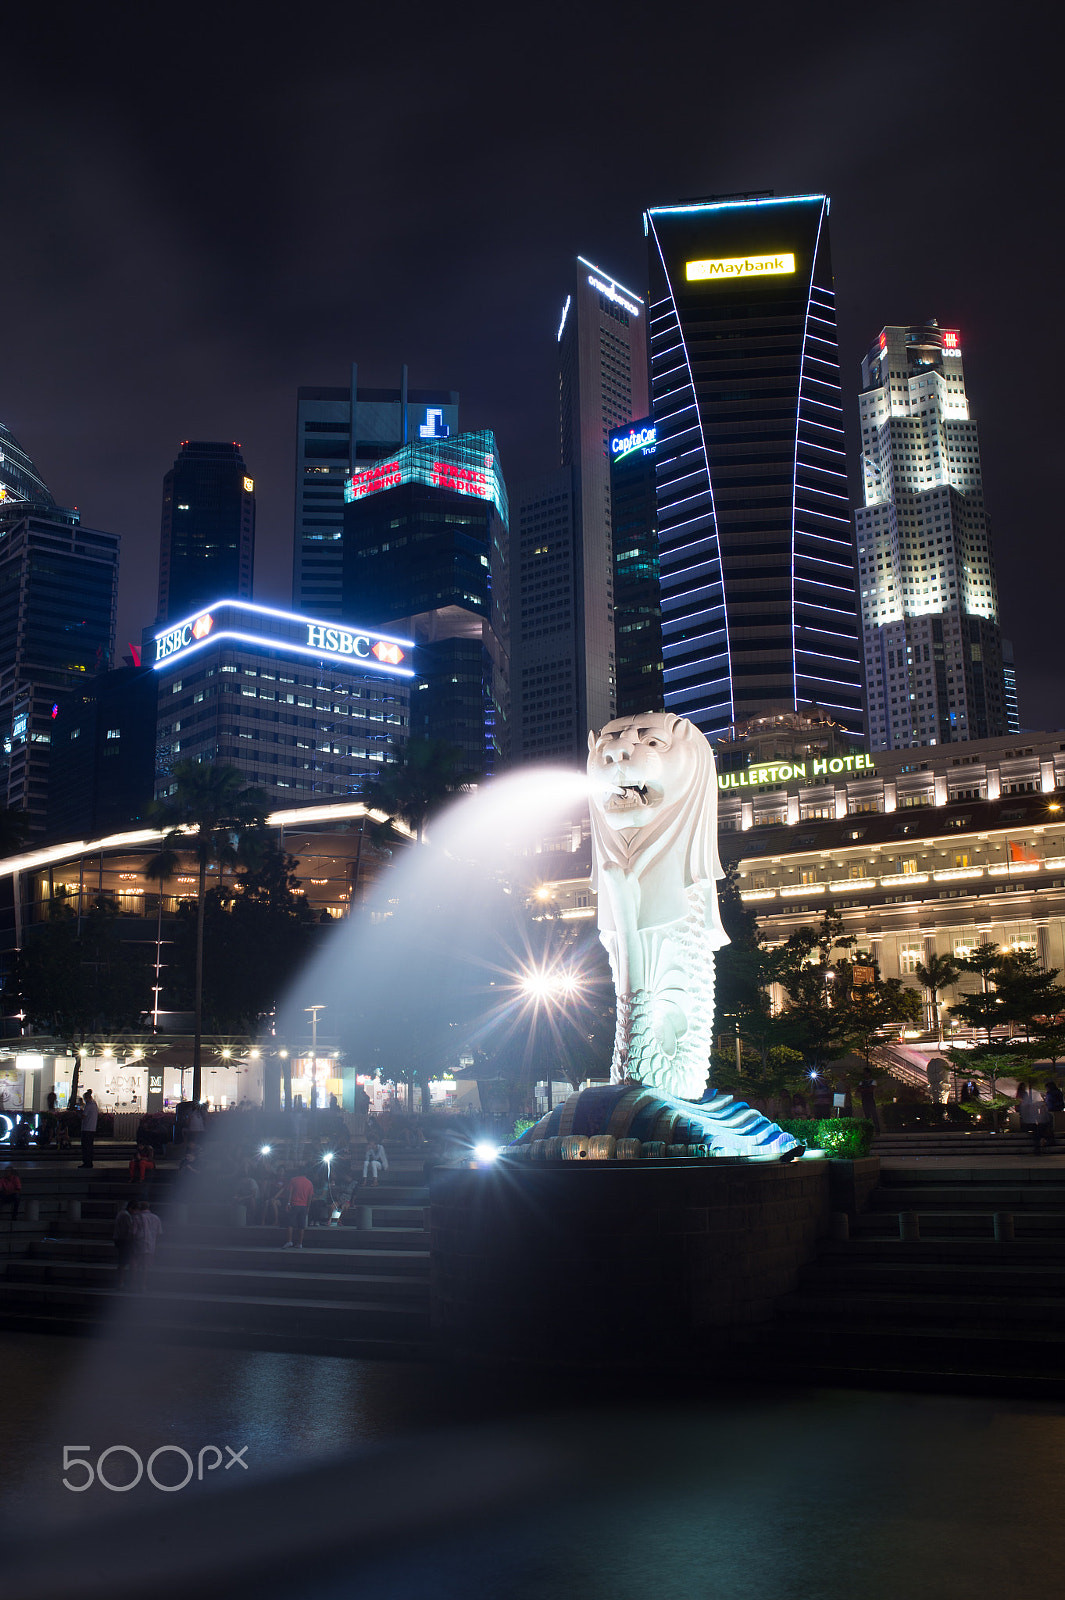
{"left": 3, "top": 1331, "right": 1063, "bottom": 1599}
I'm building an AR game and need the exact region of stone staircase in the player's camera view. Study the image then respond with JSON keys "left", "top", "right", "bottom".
{"left": 872, "top": 1128, "right": 1038, "bottom": 1159}
{"left": 0, "top": 1156, "right": 432, "bottom": 1358}
{"left": 763, "top": 1158, "right": 1065, "bottom": 1393}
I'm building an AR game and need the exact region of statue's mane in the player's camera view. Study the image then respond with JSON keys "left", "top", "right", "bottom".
{"left": 588, "top": 714, "right": 723, "bottom": 932}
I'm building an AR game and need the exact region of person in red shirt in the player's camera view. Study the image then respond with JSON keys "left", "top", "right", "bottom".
{"left": 129, "top": 1146, "right": 155, "bottom": 1187}
{"left": 282, "top": 1171, "right": 315, "bottom": 1249}
{"left": 0, "top": 1165, "right": 22, "bottom": 1222}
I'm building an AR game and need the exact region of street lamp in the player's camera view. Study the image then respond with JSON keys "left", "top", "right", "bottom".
{"left": 518, "top": 961, "right": 582, "bottom": 1112}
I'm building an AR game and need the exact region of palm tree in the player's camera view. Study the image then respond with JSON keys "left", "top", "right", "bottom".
{"left": 0, "top": 806, "right": 28, "bottom": 860}
{"left": 148, "top": 762, "right": 268, "bottom": 1101}
{"left": 914, "top": 951, "right": 960, "bottom": 1043}
{"left": 144, "top": 846, "right": 180, "bottom": 1033}
{"left": 361, "top": 738, "right": 472, "bottom": 840}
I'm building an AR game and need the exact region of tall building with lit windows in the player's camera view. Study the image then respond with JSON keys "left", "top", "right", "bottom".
{"left": 0, "top": 425, "right": 119, "bottom": 834}
{"left": 157, "top": 441, "right": 255, "bottom": 625}
{"left": 292, "top": 368, "right": 459, "bottom": 619}
{"left": 644, "top": 193, "right": 861, "bottom": 739}
{"left": 854, "top": 321, "right": 1008, "bottom": 749}
{"left": 511, "top": 258, "right": 649, "bottom": 764}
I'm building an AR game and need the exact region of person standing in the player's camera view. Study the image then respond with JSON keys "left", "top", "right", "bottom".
{"left": 1018, "top": 1085, "right": 1052, "bottom": 1155}
{"left": 0, "top": 1165, "right": 22, "bottom": 1222}
{"left": 113, "top": 1199, "right": 135, "bottom": 1290}
{"left": 46, "top": 1088, "right": 58, "bottom": 1113}
{"left": 79, "top": 1089, "right": 99, "bottom": 1169}
{"left": 130, "top": 1200, "right": 163, "bottom": 1291}
{"left": 857, "top": 1070, "right": 881, "bottom": 1134}
{"left": 282, "top": 1170, "right": 314, "bottom": 1249}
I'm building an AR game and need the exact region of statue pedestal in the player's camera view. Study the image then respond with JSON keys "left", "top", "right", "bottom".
{"left": 430, "top": 1157, "right": 831, "bottom": 1366}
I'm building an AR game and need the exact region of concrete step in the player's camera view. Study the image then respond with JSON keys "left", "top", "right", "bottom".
{"left": 799, "top": 1257, "right": 1065, "bottom": 1293}
{"left": 852, "top": 1213, "right": 1065, "bottom": 1239}
{"left": 778, "top": 1290, "right": 1065, "bottom": 1339}
{"left": 5, "top": 1259, "right": 429, "bottom": 1303}
{"left": 27, "top": 1238, "right": 430, "bottom": 1275}
{"left": 868, "top": 1184, "right": 1065, "bottom": 1209}
{"left": 0, "top": 1280, "right": 430, "bottom": 1337}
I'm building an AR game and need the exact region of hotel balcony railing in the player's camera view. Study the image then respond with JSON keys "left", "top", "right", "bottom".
{"left": 738, "top": 857, "right": 1061, "bottom": 901}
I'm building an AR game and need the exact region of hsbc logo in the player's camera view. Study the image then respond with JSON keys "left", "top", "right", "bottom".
{"left": 307, "top": 625, "right": 405, "bottom": 667}
{"left": 156, "top": 613, "right": 213, "bottom": 661}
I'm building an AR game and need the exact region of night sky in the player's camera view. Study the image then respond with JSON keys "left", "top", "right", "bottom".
{"left": 4, "top": 3, "right": 1059, "bottom": 727}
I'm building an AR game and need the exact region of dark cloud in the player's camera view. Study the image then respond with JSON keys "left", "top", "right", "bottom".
{"left": 3, "top": 1, "right": 1060, "bottom": 722}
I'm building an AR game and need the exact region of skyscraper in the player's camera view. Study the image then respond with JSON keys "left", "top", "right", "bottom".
{"left": 511, "top": 258, "right": 649, "bottom": 764}
{"left": 644, "top": 194, "right": 861, "bottom": 739}
{"left": 293, "top": 368, "right": 459, "bottom": 619}
{"left": 0, "top": 425, "right": 119, "bottom": 833}
{"left": 609, "top": 418, "right": 663, "bottom": 718}
{"left": 854, "top": 322, "right": 1008, "bottom": 748}
{"left": 157, "top": 441, "right": 255, "bottom": 625}
{"left": 342, "top": 431, "right": 509, "bottom": 774}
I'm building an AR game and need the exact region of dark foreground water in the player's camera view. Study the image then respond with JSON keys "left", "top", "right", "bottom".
{"left": 3, "top": 1330, "right": 1063, "bottom": 1600}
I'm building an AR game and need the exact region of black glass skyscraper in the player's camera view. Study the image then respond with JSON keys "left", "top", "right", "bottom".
{"left": 609, "top": 418, "right": 663, "bottom": 717}
{"left": 157, "top": 441, "right": 255, "bottom": 624}
{"left": 0, "top": 424, "right": 119, "bottom": 834}
{"left": 645, "top": 194, "right": 861, "bottom": 737}
{"left": 342, "top": 431, "right": 509, "bottom": 774}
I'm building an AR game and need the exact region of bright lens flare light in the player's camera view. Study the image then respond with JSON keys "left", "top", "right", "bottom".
{"left": 260, "top": 1145, "right": 272, "bottom": 1156}
{"left": 473, "top": 1142, "right": 500, "bottom": 1164}
{"left": 519, "top": 966, "right": 581, "bottom": 1004}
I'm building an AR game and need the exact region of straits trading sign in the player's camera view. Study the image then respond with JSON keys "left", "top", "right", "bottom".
{"left": 718, "top": 753, "right": 876, "bottom": 790}
{"left": 686, "top": 252, "right": 796, "bottom": 282}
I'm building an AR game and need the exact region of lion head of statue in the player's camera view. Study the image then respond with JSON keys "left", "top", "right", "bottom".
{"left": 586, "top": 712, "right": 724, "bottom": 932}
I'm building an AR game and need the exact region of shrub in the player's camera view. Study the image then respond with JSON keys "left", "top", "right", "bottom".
{"left": 512, "top": 1117, "right": 536, "bottom": 1142}
{"left": 777, "top": 1117, "right": 874, "bottom": 1159}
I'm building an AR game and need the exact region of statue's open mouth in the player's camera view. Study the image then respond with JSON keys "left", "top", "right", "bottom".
{"left": 603, "top": 780, "right": 656, "bottom": 812}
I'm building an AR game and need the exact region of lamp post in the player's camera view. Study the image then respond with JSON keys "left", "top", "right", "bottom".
{"left": 305, "top": 1005, "right": 325, "bottom": 1111}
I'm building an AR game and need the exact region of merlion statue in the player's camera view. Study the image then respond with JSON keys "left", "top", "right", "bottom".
{"left": 587, "top": 711, "right": 728, "bottom": 1100}
{"left": 511, "top": 711, "right": 801, "bottom": 1161}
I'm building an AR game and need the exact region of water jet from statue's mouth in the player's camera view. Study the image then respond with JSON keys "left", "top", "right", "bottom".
{"left": 603, "top": 781, "right": 654, "bottom": 812}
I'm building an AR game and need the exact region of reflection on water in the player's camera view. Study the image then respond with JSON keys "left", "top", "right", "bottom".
{"left": 4, "top": 1331, "right": 1065, "bottom": 1600}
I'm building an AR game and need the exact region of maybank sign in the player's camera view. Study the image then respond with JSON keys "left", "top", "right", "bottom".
{"left": 687, "top": 252, "right": 796, "bottom": 283}
{"left": 718, "top": 753, "right": 875, "bottom": 789}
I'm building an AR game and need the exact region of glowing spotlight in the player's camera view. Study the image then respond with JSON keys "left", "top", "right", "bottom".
{"left": 260, "top": 1145, "right": 272, "bottom": 1157}
{"left": 249, "top": 1049, "right": 261, "bottom": 1060}
{"left": 534, "top": 886, "right": 552, "bottom": 901}
{"left": 221, "top": 1048, "right": 232, "bottom": 1059}
{"left": 473, "top": 1142, "right": 500, "bottom": 1163}
{"left": 323, "top": 1152, "right": 334, "bottom": 1164}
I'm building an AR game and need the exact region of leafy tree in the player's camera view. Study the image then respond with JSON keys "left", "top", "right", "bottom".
{"left": 914, "top": 951, "right": 960, "bottom": 1041}
{"left": 993, "top": 950, "right": 1065, "bottom": 1040}
{"left": 3, "top": 899, "right": 152, "bottom": 1039}
{"left": 166, "top": 841, "right": 315, "bottom": 1031}
{"left": 845, "top": 975, "right": 923, "bottom": 1070}
{"left": 361, "top": 738, "right": 472, "bottom": 840}
{"left": 148, "top": 761, "right": 268, "bottom": 1100}
{"left": 766, "top": 911, "right": 857, "bottom": 1075}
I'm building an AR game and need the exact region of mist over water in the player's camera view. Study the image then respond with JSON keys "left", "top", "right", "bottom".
{"left": 274, "top": 768, "right": 594, "bottom": 1078}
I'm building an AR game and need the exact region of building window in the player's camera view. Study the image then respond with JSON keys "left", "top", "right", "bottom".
{"left": 898, "top": 941, "right": 923, "bottom": 975}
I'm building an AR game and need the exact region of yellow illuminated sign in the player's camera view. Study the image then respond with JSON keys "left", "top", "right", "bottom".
{"left": 243, "top": 476, "right": 254, "bottom": 493}
{"left": 686, "top": 252, "right": 796, "bottom": 282}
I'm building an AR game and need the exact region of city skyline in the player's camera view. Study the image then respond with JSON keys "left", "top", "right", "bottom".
{"left": 1, "top": 8, "right": 1057, "bottom": 730}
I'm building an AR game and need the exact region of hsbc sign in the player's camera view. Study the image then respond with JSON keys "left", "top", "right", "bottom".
{"left": 306, "top": 625, "right": 405, "bottom": 666}
{"left": 155, "top": 613, "right": 213, "bottom": 661}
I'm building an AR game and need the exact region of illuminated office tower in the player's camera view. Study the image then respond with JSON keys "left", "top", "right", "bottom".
{"left": 854, "top": 322, "right": 1008, "bottom": 749}
{"left": 342, "top": 431, "right": 509, "bottom": 775}
{"left": 293, "top": 367, "right": 459, "bottom": 619}
{"left": 645, "top": 194, "right": 861, "bottom": 738}
{"left": 609, "top": 418, "right": 663, "bottom": 717}
{"left": 157, "top": 441, "right": 254, "bottom": 625}
{"left": 512, "top": 259, "right": 649, "bottom": 764}
{"left": 0, "top": 424, "right": 119, "bottom": 833}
